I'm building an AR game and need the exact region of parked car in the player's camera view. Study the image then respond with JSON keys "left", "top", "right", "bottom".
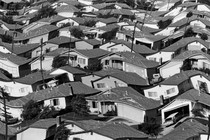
{"left": 163, "top": 112, "right": 188, "bottom": 127}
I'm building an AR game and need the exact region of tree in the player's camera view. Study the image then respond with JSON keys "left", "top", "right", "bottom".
{"left": 138, "top": 122, "right": 163, "bottom": 139}
{"left": 30, "top": 5, "right": 57, "bottom": 23}
{"left": 54, "top": 124, "right": 71, "bottom": 140}
{"left": 83, "top": 19, "right": 96, "bottom": 27}
{"left": 97, "top": 12, "right": 114, "bottom": 18}
{"left": 21, "top": 100, "right": 41, "bottom": 120}
{"left": 70, "top": 95, "right": 90, "bottom": 116}
{"left": 184, "top": 11, "right": 193, "bottom": 35}
{"left": 99, "top": 27, "right": 118, "bottom": 42}
{"left": 1, "top": 34, "right": 13, "bottom": 43}
{"left": 38, "top": 106, "right": 59, "bottom": 119}
{"left": 70, "top": 27, "right": 84, "bottom": 39}
{"left": 184, "top": 27, "right": 195, "bottom": 37}
{"left": 200, "top": 33, "right": 208, "bottom": 40}
{"left": 52, "top": 56, "right": 68, "bottom": 69}
{"left": 117, "top": 0, "right": 136, "bottom": 8}
{"left": 157, "top": 19, "right": 172, "bottom": 29}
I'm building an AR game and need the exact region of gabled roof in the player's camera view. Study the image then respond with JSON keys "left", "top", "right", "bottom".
{"left": 114, "top": 2, "right": 131, "bottom": 9}
{"left": 72, "top": 49, "right": 110, "bottom": 58}
{"left": 96, "top": 17, "right": 118, "bottom": 24}
{"left": 91, "top": 3, "right": 112, "bottom": 9}
{"left": 56, "top": 4, "right": 79, "bottom": 13}
{"left": 69, "top": 17, "right": 86, "bottom": 24}
{"left": 110, "top": 39, "right": 157, "bottom": 55}
{"left": 77, "top": 39, "right": 101, "bottom": 46}
{"left": 68, "top": 82, "right": 100, "bottom": 95}
{"left": 160, "top": 118, "right": 207, "bottom": 140}
{"left": 0, "top": 121, "right": 16, "bottom": 136}
{"left": 38, "top": 15, "right": 67, "bottom": 24}
{"left": 0, "top": 51, "right": 31, "bottom": 65}
{"left": 93, "top": 123, "right": 148, "bottom": 139}
{"left": 169, "top": 15, "right": 198, "bottom": 27}
{"left": 97, "top": 23, "right": 120, "bottom": 32}
{"left": 176, "top": 89, "right": 210, "bottom": 106}
{"left": 14, "top": 25, "right": 58, "bottom": 41}
{"left": 172, "top": 50, "right": 210, "bottom": 61}
{"left": 45, "top": 48, "right": 68, "bottom": 57}
{"left": 29, "top": 118, "right": 58, "bottom": 129}
{"left": 88, "top": 87, "right": 160, "bottom": 110}
{"left": 160, "top": 70, "right": 203, "bottom": 85}
{"left": 55, "top": 65, "right": 86, "bottom": 74}
{"left": 2, "top": 42, "right": 40, "bottom": 55}
{"left": 93, "top": 71, "right": 148, "bottom": 86}
{"left": 7, "top": 83, "right": 73, "bottom": 107}
{"left": 57, "top": 0, "right": 81, "bottom": 6}
{"left": 14, "top": 71, "right": 56, "bottom": 85}
{"left": 46, "top": 36, "right": 79, "bottom": 45}
{"left": 162, "top": 37, "right": 210, "bottom": 52}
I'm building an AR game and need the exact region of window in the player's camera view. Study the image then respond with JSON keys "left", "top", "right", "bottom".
{"left": 36, "top": 50, "right": 41, "bottom": 56}
{"left": 20, "top": 88, "right": 25, "bottom": 93}
{"left": 166, "top": 88, "right": 175, "bottom": 95}
{"left": 78, "top": 58, "right": 86, "bottom": 64}
{"left": 105, "top": 60, "right": 109, "bottom": 65}
{"left": 203, "top": 62, "right": 210, "bottom": 69}
{"left": 110, "top": 48, "right": 117, "bottom": 52}
{"left": 97, "top": 83, "right": 106, "bottom": 88}
{"left": 50, "top": 99, "right": 60, "bottom": 106}
{"left": 148, "top": 92, "right": 157, "bottom": 97}
{"left": 149, "top": 57, "right": 156, "bottom": 61}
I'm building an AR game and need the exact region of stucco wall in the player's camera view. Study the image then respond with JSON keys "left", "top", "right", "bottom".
{"left": 81, "top": 75, "right": 101, "bottom": 87}
{"left": 17, "top": 128, "right": 47, "bottom": 140}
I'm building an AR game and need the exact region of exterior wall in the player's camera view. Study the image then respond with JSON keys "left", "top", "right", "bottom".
{"left": 68, "top": 132, "right": 113, "bottom": 140}
{"left": 146, "top": 52, "right": 174, "bottom": 63}
{"left": 0, "top": 59, "right": 19, "bottom": 77}
{"left": 44, "top": 97, "right": 66, "bottom": 109}
{"left": 187, "top": 42, "right": 206, "bottom": 51}
{"left": 123, "top": 62, "right": 147, "bottom": 79}
{"left": 117, "top": 103, "right": 145, "bottom": 123}
{"left": 143, "top": 23, "right": 159, "bottom": 29}
{"left": 159, "top": 61, "right": 183, "bottom": 78}
{"left": 59, "top": 29, "right": 71, "bottom": 37}
{"left": 81, "top": 75, "right": 101, "bottom": 87}
{"left": 51, "top": 69, "right": 74, "bottom": 81}
{"left": 95, "top": 22, "right": 106, "bottom": 28}
{"left": 0, "top": 45, "right": 10, "bottom": 53}
{"left": 144, "top": 85, "right": 179, "bottom": 100}
{"left": 101, "top": 54, "right": 123, "bottom": 69}
{"left": 31, "top": 57, "right": 54, "bottom": 71}
{"left": 135, "top": 38, "right": 153, "bottom": 49}
{"left": 66, "top": 124, "right": 84, "bottom": 133}
{"left": 161, "top": 100, "right": 192, "bottom": 124}
{"left": 0, "top": 81, "right": 32, "bottom": 97}
{"left": 28, "top": 34, "right": 49, "bottom": 44}
{"left": 0, "top": 102, "right": 22, "bottom": 119}
{"left": 155, "top": 27, "right": 176, "bottom": 36}
{"left": 190, "top": 75, "right": 210, "bottom": 93}
{"left": 172, "top": 12, "right": 187, "bottom": 24}
{"left": 75, "top": 41, "right": 93, "bottom": 50}
{"left": 92, "top": 77, "right": 128, "bottom": 91}
{"left": 58, "top": 12, "right": 74, "bottom": 18}
{"left": 17, "top": 128, "right": 47, "bottom": 140}
{"left": 197, "top": 5, "right": 210, "bottom": 12}
{"left": 108, "top": 44, "right": 131, "bottom": 52}
{"left": 69, "top": 51, "right": 88, "bottom": 68}
{"left": 83, "top": 6, "right": 98, "bottom": 12}
{"left": 100, "top": 42, "right": 115, "bottom": 51}
{"left": 31, "top": 43, "right": 58, "bottom": 58}
{"left": 57, "top": 18, "right": 79, "bottom": 27}
{"left": 190, "top": 20, "right": 206, "bottom": 28}
{"left": 78, "top": 0, "right": 93, "bottom": 5}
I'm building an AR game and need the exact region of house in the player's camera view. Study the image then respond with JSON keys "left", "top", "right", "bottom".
{"left": 95, "top": 17, "right": 118, "bottom": 27}
{"left": 99, "top": 39, "right": 157, "bottom": 56}
{"left": 83, "top": 3, "right": 112, "bottom": 12}
{"left": 65, "top": 120, "right": 148, "bottom": 140}
{"left": 160, "top": 88, "right": 210, "bottom": 124}
{"left": 52, "top": 0, "right": 81, "bottom": 9}
{"left": 56, "top": 4, "right": 79, "bottom": 18}
{"left": 75, "top": 39, "right": 101, "bottom": 49}
{"left": 81, "top": 69, "right": 122, "bottom": 87}
{"left": 30, "top": 48, "right": 68, "bottom": 71}
{"left": 56, "top": 17, "right": 88, "bottom": 27}
{"left": 14, "top": 25, "right": 59, "bottom": 44}
{"left": 159, "top": 50, "right": 210, "bottom": 78}
{"left": 38, "top": 15, "right": 67, "bottom": 27}
{"left": 91, "top": 70, "right": 149, "bottom": 92}
{"left": 22, "top": 21, "right": 50, "bottom": 34}
{"left": 87, "top": 87, "right": 160, "bottom": 123}
{"left": 144, "top": 70, "right": 196, "bottom": 101}
{"left": 100, "top": 51, "right": 159, "bottom": 83}
{"left": 0, "top": 42, "right": 40, "bottom": 58}
{"left": 50, "top": 65, "right": 87, "bottom": 81}
{"left": 160, "top": 118, "right": 208, "bottom": 140}
{"left": 0, "top": 20, "right": 23, "bottom": 32}
{"left": 16, "top": 118, "right": 61, "bottom": 140}
{"left": 60, "top": 48, "right": 110, "bottom": 69}
{"left": 0, "top": 52, "right": 31, "bottom": 78}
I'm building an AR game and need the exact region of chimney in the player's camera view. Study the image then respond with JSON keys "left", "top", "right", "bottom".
{"left": 56, "top": 116, "right": 62, "bottom": 127}
{"left": 160, "top": 95, "right": 164, "bottom": 105}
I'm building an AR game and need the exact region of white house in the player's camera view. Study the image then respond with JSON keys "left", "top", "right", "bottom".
{"left": 56, "top": 5, "right": 79, "bottom": 18}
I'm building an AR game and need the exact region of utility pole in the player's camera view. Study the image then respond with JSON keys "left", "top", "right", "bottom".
{"left": 40, "top": 38, "right": 45, "bottom": 88}
{"left": 0, "top": 87, "right": 8, "bottom": 140}
{"left": 207, "top": 115, "right": 210, "bottom": 140}
{"left": 68, "top": 27, "right": 71, "bottom": 65}
{"left": 131, "top": 20, "right": 138, "bottom": 53}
